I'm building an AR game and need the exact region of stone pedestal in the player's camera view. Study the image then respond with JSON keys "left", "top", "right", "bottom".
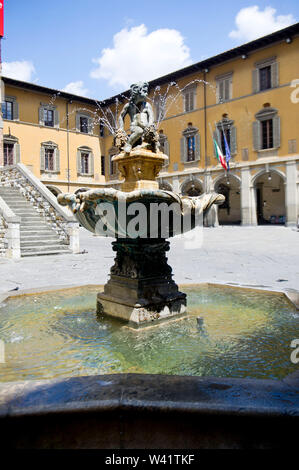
{"left": 97, "top": 238, "right": 186, "bottom": 325}
{"left": 112, "top": 148, "right": 168, "bottom": 192}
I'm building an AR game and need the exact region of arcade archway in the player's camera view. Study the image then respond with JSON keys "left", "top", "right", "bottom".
{"left": 253, "top": 171, "right": 286, "bottom": 225}
{"left": 214, "top": 175, "right": 241, "bottom": 225}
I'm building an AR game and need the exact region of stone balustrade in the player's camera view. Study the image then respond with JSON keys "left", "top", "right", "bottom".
{"left": 0, "top": 164, "right": 79, "bottom": 258}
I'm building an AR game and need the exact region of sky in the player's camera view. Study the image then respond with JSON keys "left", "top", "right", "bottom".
{"left": 1, "top": 0, "right": 298, "bottom": 100}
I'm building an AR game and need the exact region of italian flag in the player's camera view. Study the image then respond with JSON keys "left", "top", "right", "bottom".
{"left": 213, "top": 138, "right": 227, "bottom": 171}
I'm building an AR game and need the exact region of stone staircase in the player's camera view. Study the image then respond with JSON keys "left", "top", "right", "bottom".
{"left": 0, "top": 186, "right": 71, "bottom": 257}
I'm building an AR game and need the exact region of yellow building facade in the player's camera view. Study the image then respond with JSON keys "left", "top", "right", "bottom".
{"left": 1, "top": 23, "right": 299, "bottom": 226}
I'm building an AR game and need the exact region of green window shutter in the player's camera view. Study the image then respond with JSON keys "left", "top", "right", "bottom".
{"left": 252, "top": 69, "right": 258, "bottom": 93}
{"left": 271, "top": 62, "right": 279, "bottom": 88}
{"left": 77, "top": 150, "right": 81, "bottom": 174}
{"left": 180, "top": 137, "right": 186, "bottom": 162}
{"left": 90, "top": 154, "right": 94, "bottom": 175}
{"left": 40, "top": 146, "right": 45, "bottom": 170}
{"left": 54, "top": 109, "right": 59, "bottom": 128}
{"left": 230, "top": 126, "right": 237, "bottom": 155}
{"left": 55, "top": 148, "right": 60, "bottom": 172}
{"left": 39, "top": 106, "right": 44, "bottom": 125}
{"left": 273, "top": 116, "right": 280, "bottom": 148}
{"left": 15, "top": 143, "right": 20, "bottom": 163}
{"left": 252, "top": 121, "right": 261, "bottom": 151}
{"left": 13, "top": 101, "right": 19, "bottom": 120}
{"left": 195, "top": 133, "right": 200, "bottom": 160}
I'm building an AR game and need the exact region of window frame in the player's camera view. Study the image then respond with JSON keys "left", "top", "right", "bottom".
{"left": 39, "top": 104, "right": 59, "bottom": 128}
{"left": 253, "top": 57, "right": 279, "bottom": 93}
{"left": 76, "top": 112, "right": 93, "bottom": 134}
{"left": 253, "top": 107, "right": 280, "bottom": 153}
{"left": 181, "top": 125, "right": 200, "bottom": 164}
{"left": 2, "top": 96, "right": 19, "bottom": 121}
{"left": 2, "top": 134, "right": 20, "bottom": 166}
{"left": 215, "top": 72, "right": 233, "bottom": 104}
{"left": 77, "top": 146, "right": 94, "bottom": 176}
{"left": 182, "top": 85, "right": 197, "bottom": 113}
{"left": 40, "top": 141, "right": 60, "bottom": 173}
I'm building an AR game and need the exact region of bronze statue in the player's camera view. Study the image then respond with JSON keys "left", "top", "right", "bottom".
{"left": 117, "top": 81, "right": 159, "bottom": 153}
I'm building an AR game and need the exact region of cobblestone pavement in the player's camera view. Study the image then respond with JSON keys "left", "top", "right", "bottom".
{"left": 0, "top": 226, "right": 298, "bottom": 294}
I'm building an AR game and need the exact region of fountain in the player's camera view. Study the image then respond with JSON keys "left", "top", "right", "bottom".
{"left": 58, "top": 81, "right": 224, "bottom": 325}
{"left": 0, "top": 82, "right": 298, "bottom": 449}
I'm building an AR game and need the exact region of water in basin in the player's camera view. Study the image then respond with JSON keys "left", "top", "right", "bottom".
{"left": 0, "top": 285, "right": 298, "bottom": 382}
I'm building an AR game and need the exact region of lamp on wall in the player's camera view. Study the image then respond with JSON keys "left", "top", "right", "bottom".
{"left": 285, "top": 37, "right": 292, "bottom": 44}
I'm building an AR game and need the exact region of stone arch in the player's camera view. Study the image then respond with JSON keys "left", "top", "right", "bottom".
{"left": 251, "top": 168, "right": 286, "bottom": 186}
{"left": 253, "top": 169, "right": 286, "bottom": 225}
{"left": 159, "top": 180, "right": 173, "bottom": 192}
{"left": 180, "top": 177, "right": 203, "bottom": 197}
{"left": 214, "top": 174, "right": 241, "bottom": 225}
{"left": 46, "top": 185, "right": 61, "bottom": 197}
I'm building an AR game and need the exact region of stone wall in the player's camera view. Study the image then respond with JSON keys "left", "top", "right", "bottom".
{"left": 0, "top": 215, "right": 7, "bottom": 256}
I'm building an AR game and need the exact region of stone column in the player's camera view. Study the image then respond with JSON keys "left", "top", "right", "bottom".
{"left": 172, "top": 176, "right": 180, "bottom": 193}
{"left": 204, "top": 172, "right": 219, "bottom": 227}
{"left": 67, "top": 222, "right": 80, "bottom": 253}
{"left": 285, "top": 161, "right": 298, "bottom": 226}
{"left": 241, "top": 166, "right": 256, "bottom": 225}
{"left": 7, "top": 221, "right": 21, "bottom": 259}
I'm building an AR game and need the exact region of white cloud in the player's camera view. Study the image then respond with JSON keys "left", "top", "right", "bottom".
{"left": 2, "top": 60, "right": 36, "bottom": 82}
{"left": 90, "top": 24, "right": 192, "bottom": 90}
{"left": 229, "top": 6, "right": 296, "bottom": 42}
{"left": 63, "top": 80, "right": 89, "bottom": 96}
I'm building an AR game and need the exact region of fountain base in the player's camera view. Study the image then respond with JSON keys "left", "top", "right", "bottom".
{"left": 97, "top": 238, "right": 186, "bottom": 324}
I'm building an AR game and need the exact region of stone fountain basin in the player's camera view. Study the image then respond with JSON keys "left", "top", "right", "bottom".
{"left": 57, "top": 188, "right": 224, "bottom": 238}
{"left": 0, "top": 283, "right": 298, "bottom": 448}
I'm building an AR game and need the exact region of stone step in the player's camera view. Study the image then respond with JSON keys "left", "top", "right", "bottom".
{"left": 1, "top": 186, "right": 72, "bottom": 257}
{"left": 20, "top": 228, "right": 56, "bottom": 234}
{"left": 21, "top": 249, "right": 71, "bottom": 257}
{"left": 21, "top": 234, "right": 60, "bottom": 241}
{"left": 21, "top": 244, "right": 70, "bottom": 253}
{"left": 21, "top": 239, "right": 65, "bottom": 247}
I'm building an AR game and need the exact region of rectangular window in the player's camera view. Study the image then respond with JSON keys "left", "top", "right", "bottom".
{"left": 45, "top": 148, "right": 55, "bottom": 171}
{"left": 187, "top": 136, "right": 195, "bottom": 161}
{"left": 217, "top": 77, "right": 231, "bottom": 103}
{"left": 220, "top": 129, "right": 231, "bottom": 154}
{"left": 2, "top": 101, "right": 13, "bottom": 120}
{"left": 44, "top": 109, "right": 54, "bottom": 127}
{"left": 81, "top": 153, "right": 89, "bottom": 174}
{"left": 80, "top": 117, "right": 89, "bottom": 133}
{"left": 259, "top": 66, "right": 271, "bottom": 91}
{"left": 261, "top": 119, "right": 273, "bottom": 149}
{"left": 101, "top": 156, "right": 105, "bottom": 176}
{"left": 3, "top": 143, "right": 14, "bottom": 165}
{"left": 184, "top": 91, "right": 194, "bottom": 113}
